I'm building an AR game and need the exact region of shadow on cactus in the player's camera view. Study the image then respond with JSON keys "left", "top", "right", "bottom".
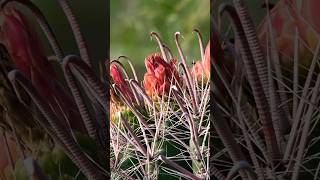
{"left": 212, "top": 0, "right": 320, "bottom": 179}
{"left": 110, "top": 31, "right": 210, "bottom": 179}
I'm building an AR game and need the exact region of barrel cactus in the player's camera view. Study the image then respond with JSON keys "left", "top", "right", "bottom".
{"left": 0, "top": 0, "right": 210, "bottom": 179}
{"left": 110, "top": 31, "right": 210, "bottom": 179}
{"left": 212, "top": 0, "right": 320, "bottom": 179}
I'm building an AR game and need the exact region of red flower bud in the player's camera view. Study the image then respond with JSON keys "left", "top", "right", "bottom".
{"left": 0, "top": 7, "right": 85, "bottom": 132}
{"left": 143, "top": 53, "right": 180, "bottom": 98}
{"left": 1, "top": 7, "right": 56, "bottom": 80}
{"left": 110, "top": 64, "right": 134, "bottom": 102}
{"left": 0, "top": 7, "right": 60, "bottom": 100}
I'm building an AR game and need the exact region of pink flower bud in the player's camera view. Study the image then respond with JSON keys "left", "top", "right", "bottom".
{"left": 258, "top": 0, "right": 319, "bottom": 66}
{"left": 192, "top": 41, "right": 210, "bottom": 82}
{"left": 204, "top": 40, "right": 210, "bottom": 73}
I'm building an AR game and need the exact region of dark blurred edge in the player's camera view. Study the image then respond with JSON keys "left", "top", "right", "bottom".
{"left": 107, "top": 0, "right": 111, "bottom": 176}
{"left": 210, "top": 0, "right": 214, "bottom": 178}
{"left": 106, "top": 0, "right": 110, "bottom": 176}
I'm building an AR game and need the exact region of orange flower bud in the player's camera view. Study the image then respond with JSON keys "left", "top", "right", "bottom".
{"left": 143, "top": 53, "right": 180, "bottom": 98}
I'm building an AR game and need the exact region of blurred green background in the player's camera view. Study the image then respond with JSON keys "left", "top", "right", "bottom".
{"left": 111, "top": 0, "right": 210, "bottom": 79}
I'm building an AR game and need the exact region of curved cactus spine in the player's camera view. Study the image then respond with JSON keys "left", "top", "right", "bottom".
{"left": 219, "top": 3, "right": 281, "bottom": 161}
{"left": 232, "top": 0, "right": 270, "bottom": 100}
{"left": 159, "top": 155, "right": 201, "bottom": 180}
{"left": 150, "top": 32, "right": 169, "bottom": 62}
{"left": 63, "top": 56, "right": 99, "bottom": 143}
{"left": 62, "top": 55, "right": 110, "bottom": 163}
{"left": 63, "top": 55, "right": 109, "bottom": 112}
{"left": 291, "top": 74, "right": 320, "bottom": 180}
{"left": 175, "top": 32, "right": 200, "bottom": 112}
{"left": 55, "top": 0, "right": 91, "bottom": 66}
{"left": 212, "top": 100, "right": 249, "bottom": 179}
{"left": 8, "top": 70, "right": 105, "bottom": 180}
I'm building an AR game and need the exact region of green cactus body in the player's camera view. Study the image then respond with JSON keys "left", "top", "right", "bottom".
{"left": 157, "top": 117, "right": 192, "bottom": 179}
{"left": 190, "top": 136, "right": 206, "bottom": 176}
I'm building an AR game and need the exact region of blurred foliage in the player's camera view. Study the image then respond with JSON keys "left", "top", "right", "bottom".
{"left": 111, "top": 0, "right": 210, "bottom": 78}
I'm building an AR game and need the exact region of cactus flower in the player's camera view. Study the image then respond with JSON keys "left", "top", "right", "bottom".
{"left": 0, "top": 7, "right": 85, "bottom": 132}
{"left": 258, "top": 0, "right": 319, "bottom": 67}
{"left": 1, "top": 7, "right": 57, "bottom": 82}
{"left": 192, "top": 41, "right": 210, "bottom": 82}
{"left": 143, "top": 53, "right": 180, "bottom": 98}
{"left": 110, "top": 64, "right": 134, "bottom": 102}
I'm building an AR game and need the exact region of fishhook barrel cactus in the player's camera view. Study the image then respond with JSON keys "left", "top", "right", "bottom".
{"left": 110, "top": 31, "right": 210, "bottom": 179}
{"left": 0, "top": 1, "right": 210, "bottom": 180}
{"left": 212, "top": 0, "right": 320, "bottom": 179}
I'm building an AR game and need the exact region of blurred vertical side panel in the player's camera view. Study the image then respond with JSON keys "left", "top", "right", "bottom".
{"left": 0, "top": 0, "right": 110, "bottom": 179}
